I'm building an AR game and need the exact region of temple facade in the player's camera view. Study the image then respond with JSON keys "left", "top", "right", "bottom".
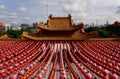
{"left": 22, "top": 14, "right": 98, "bottom": 40}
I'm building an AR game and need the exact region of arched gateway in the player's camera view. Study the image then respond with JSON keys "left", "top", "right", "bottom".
{"left": 22, "top": 14, "right": 98, "bottom": 40}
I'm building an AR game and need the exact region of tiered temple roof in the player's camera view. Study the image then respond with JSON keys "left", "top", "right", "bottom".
{"left": 22, "top": 14, "right": 98, "bottom": 40}
{"left": 37, "top": 14, "right": 83, "bottom": 31}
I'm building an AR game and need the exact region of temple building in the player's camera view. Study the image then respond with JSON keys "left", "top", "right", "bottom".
{"left": 22, "top": 14, "right": 98, "bottom": 40}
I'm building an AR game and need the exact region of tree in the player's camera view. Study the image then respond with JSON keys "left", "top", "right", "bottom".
{"left": 23, "top": 27, "right": 34, "bottom": 33}
{"left": 106, "top": 24, "right": 120, "bottom": 36}
{"left": 7, "top": 29, "right": 23, "bottom": 38}
{"left": 0, "top": 30, "right": 5, "bottom": 37}
{"left": 98, "top": 29, "right": 111, "bottom": 38}
{"left": 85, "top": 26, "right": 112, "bottom": 38}
{"left": 85, "top": 26, "right": 100, "bottom": 33}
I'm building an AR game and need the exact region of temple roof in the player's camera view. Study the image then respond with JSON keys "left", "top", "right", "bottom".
{"left": 37, "top": 14, "right": 83, "bottom": 31}
{"left": 22, "top": 14, "right": 98, "bottom": 40}
{"left": 37, "top": 24, "right": 83, "bottom": 31}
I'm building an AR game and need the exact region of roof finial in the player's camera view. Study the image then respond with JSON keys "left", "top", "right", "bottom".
{"left": 49, "top": 14, "right": 52, "bottom": 18}
{"left": 68, "top": 14, "right": 72, "bottom": 18}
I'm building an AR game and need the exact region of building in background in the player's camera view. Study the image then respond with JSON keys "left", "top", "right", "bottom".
{"left": 84, "top": 24, "right": 90, "bottom": 28}
{"left": 0, "top": 22, "right": 5, "bottom": 32}
{"left": 20, "top": 24, "right": 29, "bottom": 29}
{"left": 0, "top": 22, "right": 3, "bottom": 28}
{"left": 11, "top": 26, "right": 21, "bottom": 30}
{"left": 4, "top": 24, "right": 11, "bottom": 32}
{"left": 104, "top": 20, "right": 109, "bottom": 27}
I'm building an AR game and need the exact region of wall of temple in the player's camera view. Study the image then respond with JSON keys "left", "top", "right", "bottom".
{"left": 48, "top": 18, "right": 71, "bottom": 28}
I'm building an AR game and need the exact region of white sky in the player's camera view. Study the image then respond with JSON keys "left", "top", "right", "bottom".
{"left": 0, "top": 0, "right": 120, "bottom": 25}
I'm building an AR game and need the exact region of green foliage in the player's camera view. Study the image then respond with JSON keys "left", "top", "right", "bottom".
{"left": 23, "top": 27, "right": 34, "bottom": 33}
{"left": 106, "top": 24, "right": 120, "bottom": 36}
{"left": 0, "top": 30, "right": 5, "bottom": 37}
{"left": 85, "top": 26, "right": 100, "bottom": 33}
{"left": 85, "top": 24, "right": 120, "bottom": 38}
{"left": 7, "top": 29, "right": 23, "bottom": 38}
{"left": 85, "top": 26, "right": 112, "bottom": 38}
{"left": 98, "top": 29, "right": 111, "bottom": 38}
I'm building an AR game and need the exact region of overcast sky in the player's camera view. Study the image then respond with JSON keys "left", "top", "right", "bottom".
{"left": 0, "top": 0, "right": 120, "bottom": 25}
